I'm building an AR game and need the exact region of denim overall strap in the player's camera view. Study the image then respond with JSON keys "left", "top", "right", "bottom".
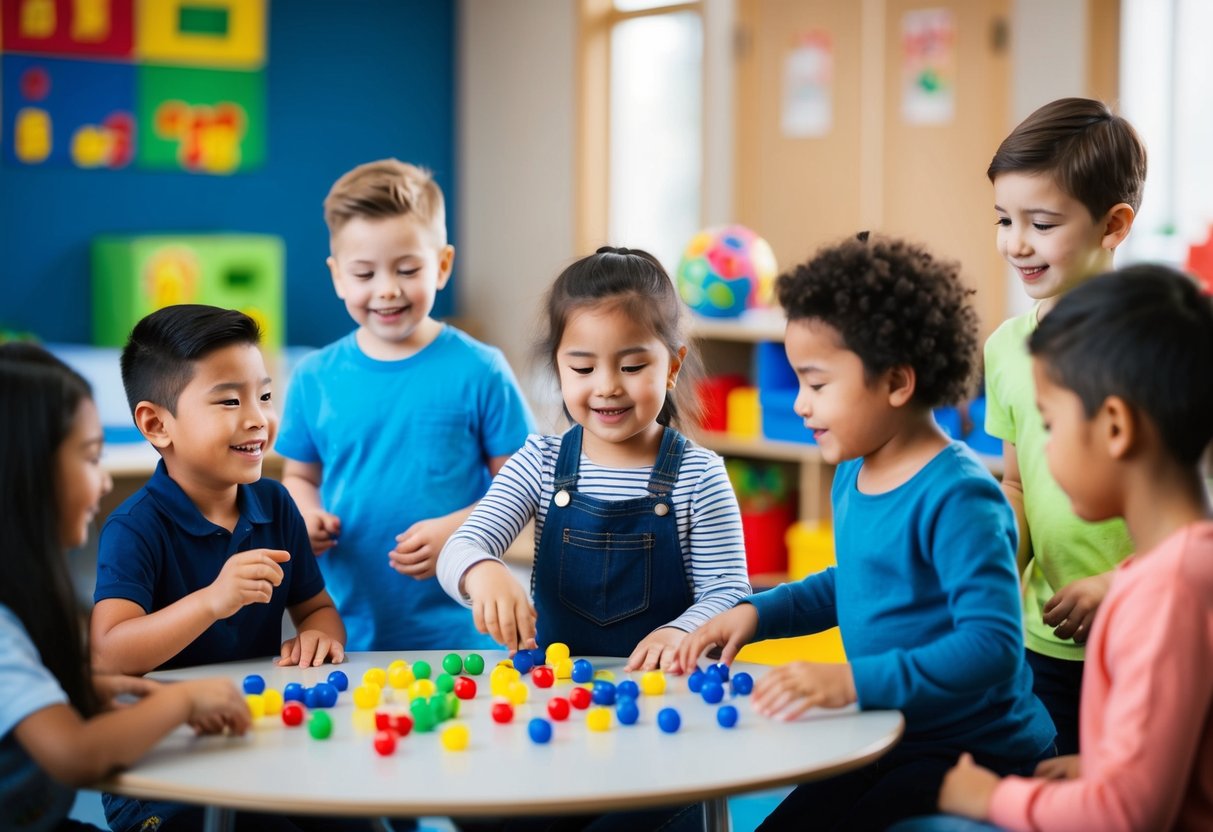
{"left": 533, "top": 426, "right": 694, "bottom": 657}
{"left": 553, "top": 424, "right": 583, "bottom": 494}
{"left": 646, "top": 425, "right": 685, "bottom": 499}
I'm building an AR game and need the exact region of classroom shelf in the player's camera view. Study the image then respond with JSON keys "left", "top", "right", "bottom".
{"left": 696, "top": 430, "right": 832, "bottom": 526}
{"left": 689, "top": 315, "right": 787, "bottom": 343}
{"left": 696, "top": 430, "right": 819, "bottom": 463}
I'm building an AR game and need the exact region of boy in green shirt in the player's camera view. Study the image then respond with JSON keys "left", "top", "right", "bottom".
{"left": 984, "top": 97, "right": 1147, "bottom": 755}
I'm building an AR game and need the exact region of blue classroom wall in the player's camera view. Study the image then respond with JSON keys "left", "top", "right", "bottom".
{"left": 0, "top": 0, "right": 457, "bottom": 347}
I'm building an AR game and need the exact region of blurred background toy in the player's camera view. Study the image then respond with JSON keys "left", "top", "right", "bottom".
{"left": 676, "top": 224, "right": 777, "bottom": 318}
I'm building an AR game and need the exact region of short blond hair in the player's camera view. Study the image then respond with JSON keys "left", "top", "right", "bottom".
{"left": 323, "top": 158, "right": 447, "bottom": 243}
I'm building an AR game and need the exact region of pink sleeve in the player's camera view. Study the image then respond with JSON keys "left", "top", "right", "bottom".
{"left": 988, "top": 579, "right": 1211, "bottom": 832}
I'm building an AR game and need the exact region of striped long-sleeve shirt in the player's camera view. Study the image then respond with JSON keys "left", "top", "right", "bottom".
{"left": 437, "top": 432, "right": 752, "bottom": 634}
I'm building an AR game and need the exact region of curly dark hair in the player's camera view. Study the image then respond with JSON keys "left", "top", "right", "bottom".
{"left": 775, "top": 232, "right": 980, "bottom": 408}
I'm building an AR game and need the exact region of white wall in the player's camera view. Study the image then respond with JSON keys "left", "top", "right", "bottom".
{"left": 1011, "top": 0, "right": 1087, "bottom": 123}
{"left": 457, "top": 0, "right": 577, "bottom": 429}
{"left": 1004, "top": 0, "right": 1089, "bottom": 317}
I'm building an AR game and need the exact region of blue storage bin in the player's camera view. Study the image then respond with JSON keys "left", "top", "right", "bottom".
{"left": 759, "top": 388, "right": 816, "bottom": 444}
{"left": 965, "top": 397, "right": 1003, "bottom": 456}
{"left": 934, "top": 406, "right": 963, "bottom": 440}
{"left": 754, "top": 341, "right": 797, "bottom": 392}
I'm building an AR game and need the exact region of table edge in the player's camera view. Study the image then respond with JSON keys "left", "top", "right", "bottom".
{"left": 99, "top": 711, "right": 904, "bottom": 818}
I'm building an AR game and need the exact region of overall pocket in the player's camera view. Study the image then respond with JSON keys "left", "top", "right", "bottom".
{"left": 557, "top": 529, "right": 653, "bottom": 626}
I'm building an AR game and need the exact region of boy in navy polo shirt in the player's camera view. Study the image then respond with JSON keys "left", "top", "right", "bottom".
{"left": 90, "top": 308, "right": 365, "bottom": 832}
{"left": 91, "top": 305, "right": 345, "bottom": 676}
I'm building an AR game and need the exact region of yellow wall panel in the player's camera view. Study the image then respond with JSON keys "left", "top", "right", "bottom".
{"left": 135, "top": 0, "right": 264, "bottom": 68}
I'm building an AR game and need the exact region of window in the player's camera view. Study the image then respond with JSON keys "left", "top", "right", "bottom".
{"left": 1119, "top": 0, "right": 1213, "bottom": 267}
{"left": 578, "top": 1, "right": 704, "bottom": 272}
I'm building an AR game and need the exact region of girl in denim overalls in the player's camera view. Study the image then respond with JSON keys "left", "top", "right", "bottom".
{"left": 437, "top": 246, "right": 751, "bottom": 672}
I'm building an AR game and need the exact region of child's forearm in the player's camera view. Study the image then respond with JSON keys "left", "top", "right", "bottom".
{"left": 1004, "top": 484, "right": 1031, "bottom": 576}
{"left": 1000, "top": 441, "right": 1033, "bottom": 575}
{"left": 92, "top": 592, "right": 219, "bottom": 675}
{"left": 667, "top": 574, "right": 753, "bottom": 633}
{"left": 281, "top": 474, "right": 323, "bottom": 515}
{"left": 15, "top": 688, "right": 195, "bottom": 786}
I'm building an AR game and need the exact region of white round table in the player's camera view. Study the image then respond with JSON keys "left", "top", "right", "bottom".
{"left": 101, "top": 651, "right": 903, "bottom": 832}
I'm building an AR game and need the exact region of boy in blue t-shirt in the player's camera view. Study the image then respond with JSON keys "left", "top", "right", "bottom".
{"left": 91, "top": 305, "right": 353, "bottom": 832}
{"left": 278, "top": 158, "right": 535, "bottom": 651}
{"left": 678, "top": 234, "right": 1055, "bottom": 831}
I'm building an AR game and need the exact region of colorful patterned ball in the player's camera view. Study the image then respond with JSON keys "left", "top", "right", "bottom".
{"left": 676, "top": 225, "right": 778, "bottom": 318}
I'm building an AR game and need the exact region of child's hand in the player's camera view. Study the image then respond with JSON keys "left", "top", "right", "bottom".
{"left": 1043, "top": 572, "right": 1113, "bottom": 643}
{"left": 93, "top": 673, "right": 160, "bottom": 710}
{"left": 752, "top": 661, "right": 856, "bottom": 719}
{"left": 390, "top": 515, "right": 457, "bottom": 580}
{"left": 462, "top": 560, "right": 537, "bottom": 655}
{"left": 176, "top": 678, "right": 252, "bottom": 736}
{"left": 1035, "top": 754, "right": 1080, "bottom": 780}
{"left": 673, "top": 604, "right": 759, "bottom": 673}
{"left": 303, "top": 509, "right": 342, "bottom": 556}
{"left": 205, "top": 549, "right": 289, "bottom": 619}
{"left": 625, "top": 627, "right": 686, "bottom": 672}
{"left": 278, "top": 629, "right": 345, "bottom": 667}
{"left": 938, "top": 753, "right": 1000, "bottom": 819}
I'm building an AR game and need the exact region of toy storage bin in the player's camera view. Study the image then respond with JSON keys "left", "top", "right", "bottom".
{"left": 786, "top": 520, "right": 835, "bottom": 581}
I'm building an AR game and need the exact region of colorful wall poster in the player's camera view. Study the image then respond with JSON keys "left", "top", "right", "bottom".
{"left": 0, "top": 0, "right": 266, "bottom": 173}
{"left": 2, "top": 54, "right": 136, "bottom": 168}
{"left": 901, "top": 8, "right": 956, "bottom": 126}
{"left": 1, "top": 0, "right": 134, "bottom": 58}
{"left": 138, "top": 65, "right": 263, "bottom": 174}
{"left": 781, "top": 30, "right": 833, "bottom": 138}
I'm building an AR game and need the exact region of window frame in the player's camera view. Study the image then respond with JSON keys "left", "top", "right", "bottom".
{"left": 575, "top": 0, "right": 705, "bottom": 256}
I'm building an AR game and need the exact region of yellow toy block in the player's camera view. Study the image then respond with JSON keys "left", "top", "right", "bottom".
{"left": 136, "top": 0, "right": 265, "bottom": 68}
{"left": 726, "top": 386, "right": 761, "bottom": 438}
{"left": 786, "top": 520, "right": 835, "bottom": 581}
{"left": 16, "top": 108, "right": 52, "bottom": 164}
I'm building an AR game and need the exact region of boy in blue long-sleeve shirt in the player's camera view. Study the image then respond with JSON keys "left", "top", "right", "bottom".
{"left": 678, "top": 233, "right": 1055, "bottom": 832}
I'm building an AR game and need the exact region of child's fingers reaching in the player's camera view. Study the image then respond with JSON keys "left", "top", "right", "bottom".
{"left": 309, "top": 636, "right": 333, "bottom": 666}
{"left": 768, "top": 692, "right": 816, "bottom": 722}
{"left": 656, "top": 644, "right": 681, "bottom": 672}
{"left": 751, "top": 673, "right": 787, "bottom": 711}
{"left": 481, "top": 600, "right": 505, "bottom": 647}
{"left": 278, "top": 638, "right": 296, "bottom": 666}
{"left": 242, "top": 578, "right": 274, "bottom": 605}
{"left": 1070, "top": 618, "right": 1092, "bottom": 644}
{"left": 298, "top": 635, "right": 318, "bottom": 668}
{"left": 624, "top": 643, "right": 658, "bottom": 673}
{"left": 676, "top": 631, "right": 711, "bottom": 672}
{"left": 322, "top": 514, "right": 342, "bottom": 537}
{"left": 1050, "top": 600, "right": 1093, "bottom": 640}
{"left": 718, "top": 633, "right": 746, "bottom": 667}
{"left": 328, "top": 641, "right": 345, "bottom": 664}
{"left": 1041, "top": 594, "right": 1075, "bottom": 627}
{"left": 388, "top": 541, "right": 438, "bottom": 579}
{"left": 471, "top": 600, "right": 488, "bottom": 636}
{"left": 190, "top": 715, "right": 219, "bottom": 735}
{"left": 1034, "top": 754, "right": 1079, "bottom": 780}
{"left": 1052, "top": 617, "right": 1078, "bottom": 640}
{"left": 496, "top": 598, "right": 520, "bottom": 652}
{"left": 514, "top": 599, "right": 537, "bottom": 649}
{"left": 1034, "top": 758, "right": 1067, "bottom": 780}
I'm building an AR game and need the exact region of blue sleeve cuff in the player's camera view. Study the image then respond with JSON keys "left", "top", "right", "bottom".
{"left": 748, "top": 585, "right": 796, "bottom": 641}
{"left": 849, "top": 651, "right": 901, "bottom": 709}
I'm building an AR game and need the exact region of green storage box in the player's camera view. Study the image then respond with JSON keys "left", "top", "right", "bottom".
{"left": 92, "top": 234, "right": 285, "bottom": 348}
